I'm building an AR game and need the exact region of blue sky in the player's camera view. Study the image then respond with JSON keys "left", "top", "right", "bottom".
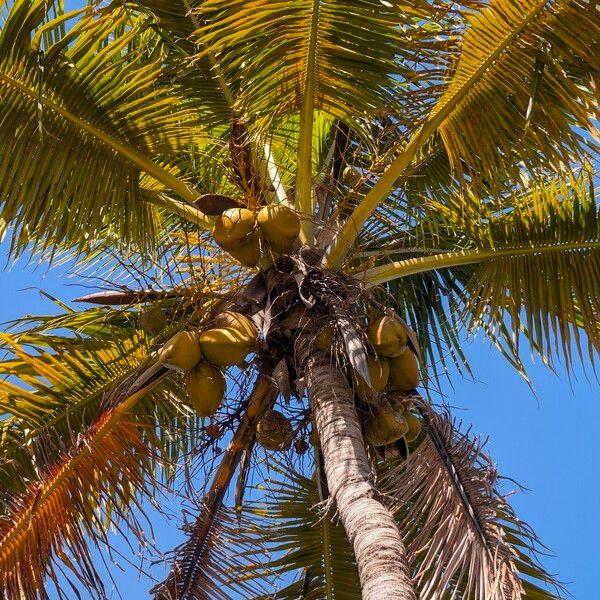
{"left": 1, "top": 241, "right": 598, "bottom": 599}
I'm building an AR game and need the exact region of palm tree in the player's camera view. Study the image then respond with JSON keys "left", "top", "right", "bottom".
{"left": 0, "top": 0, "right": 597, "bottom": 597}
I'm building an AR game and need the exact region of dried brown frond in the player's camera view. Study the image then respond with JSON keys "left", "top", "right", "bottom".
{"left": 379, "top": 402, "right": 559, "bottom": 599}
{"left": 155, "top": 376, "right": 276, "bottom": 600}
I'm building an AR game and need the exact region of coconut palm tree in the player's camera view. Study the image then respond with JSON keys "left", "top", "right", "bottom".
{"left": 0, "top": 0, "right": 598, "bottom": 598}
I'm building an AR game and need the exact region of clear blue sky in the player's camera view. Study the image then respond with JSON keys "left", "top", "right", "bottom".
{"left": 1, "top": 242, "right": 598, "bottom": 599}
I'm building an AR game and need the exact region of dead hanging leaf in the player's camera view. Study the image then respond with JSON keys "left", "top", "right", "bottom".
{"left": 337, "top": 317, "right": 371, "bottom": 387}
{"left": 252, "top": 306, "right": 272, "bottom": 340}
{"left": 293, "top": 272, "right": 315, "bottom": 308}
{"left": 272, "top": 359, "right": 291, "bottom": 403}
{"left": 194, "top": 194, "right": 243, "bottom": 215}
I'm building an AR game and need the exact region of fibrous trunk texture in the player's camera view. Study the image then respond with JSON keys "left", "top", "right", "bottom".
{"left": 299, "top": 339, "right": 416, "bottom": 600}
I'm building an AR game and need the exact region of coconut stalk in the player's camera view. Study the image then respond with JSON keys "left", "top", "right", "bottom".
{"left": 297, "top": 336, "right": 416, "bottom": 600}
{"left": 154, "top": 375, "right": 277, "bottom": 599}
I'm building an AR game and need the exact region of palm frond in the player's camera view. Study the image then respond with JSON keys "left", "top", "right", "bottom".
{"left": 248, "top": 466, "right": 361, "bottom": 600}
{"left": 379, "top": 401, "right": 562, "bottom": 600}
{"left": 0, "top": 1, "right": 212, "bottom": 257}
{"left": 128, "top": 0, "right": 235, "bottom": 125}
{"left": 0, "top": 355, "right": 169, "bottom": 599}
{"left": 0, "top": 294, "right": 204, "bottom": 502}
{"left": 357, "top": 172, "right": 600, "bottom": 369}
{"left": 326, "top": 0, "right": 599, "bottom": 267}
{"left": 434, "top": 0, "right": 599, "bottom": 184}
{"left": 192, "top": 0, "right": 440, "bottom": 128}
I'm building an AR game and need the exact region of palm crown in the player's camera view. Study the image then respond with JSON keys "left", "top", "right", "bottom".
{"left": 0, "top": 0, "right": 598, "bottom": 598}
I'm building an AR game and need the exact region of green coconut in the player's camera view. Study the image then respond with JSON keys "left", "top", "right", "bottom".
{"left": 158, "top": 331, "right": 202, "bottom": 371}
{"left": 363, "top": 409, "right": 409, "bottom": 447}
{"left": 256, "top": 410, "right": 293, "bottom": 451}
{"left": 367, "top": 315, "right": 408, "bottom": 358}
{"left": 352, "top": 355, "right": 389, "bottom": 400}
{"left": 227, "top": 233, "right": 262, "bottom": 267}
{"left": 212, "top": 208, "right": 256, "bottom": 250}
{"left": 140, "top": 306, "right": 167, "bottom": 335}
{"left": 198, "top": 327, "right": 253, "bottom": 366}
{"left": 389, "top": 349, "right": 420, "bottom": 391}
{"left": 186, "top": 362, "right": 226, "bottom": 417}
{"left": 404, "top": 412, "right": 422, "bottom": 443}
{"left": 256, "top": 204, "right": 300, "bottom": 253}
{"left": 213, "top": 311, "right": 258, "bottom": 347}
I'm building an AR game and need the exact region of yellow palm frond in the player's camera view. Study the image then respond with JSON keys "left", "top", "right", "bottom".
{"left": 327, "top": 0, "right": 599, "bottom": 267}
{"left": 0, "top": 1, "right": 212, "bottom": 257}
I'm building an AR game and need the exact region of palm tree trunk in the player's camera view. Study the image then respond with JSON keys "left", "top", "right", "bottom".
{"left": 299, "top": 338, "right": 416, "bottom": 600}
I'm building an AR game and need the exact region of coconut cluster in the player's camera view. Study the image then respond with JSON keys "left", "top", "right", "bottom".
{"left": 212, "top": 205, "right": 301, "bottom": 267}
{"left": 156, "top": 311, "right": 259, "bottom": 418}
{"left": 256, "top": 409, "right": 294, "bottom": 451}
{"left": 318, "top": 312, "right": 423, "bottom": 450}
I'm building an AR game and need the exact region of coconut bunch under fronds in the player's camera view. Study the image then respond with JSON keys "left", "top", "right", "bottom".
{"left": 379, "top": 402, "right": 561, "bottom": 600}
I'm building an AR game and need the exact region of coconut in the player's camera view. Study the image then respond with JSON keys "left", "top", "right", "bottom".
{"left": 158, "top": 331, "right": 202, "bottom": 371}
{"left": 364, "top": 409, "right": 408, "bottom": 447}
{"left": 212, "top": 207, "right": 256, "bottom": 250}
{"left": 186, "top": 362, "right": 225, "bottom": 417}
{"left": 404, "top": 412, "right": 422, "bottom": 443}
{"left": 343, "top": 166, "right": 361, "bottom": 185}
{"left": 256, "top": 410, "right": 293, "bottom": 451}
{"left": 140, "top": 306, "right": 167, "bottom": 335}
{"left": 367, "top": 315, "right": 408, "bottom": 357}
{"left": 352, "top": 355, "right": 389, "bottom": 400}
{"left": 213, "top": 311, "right": 258, "bottom": 347}
{"left": 227, "top": 233, "right": 262, "bottom": 267}
{"left": 256, "top": 204, "right": 300, "bottom": 253}
{"left": 389, "top": 350, "right": 420, "bottom": 391}
{"left": 198, "top": 327, "right": 253, "bottom": 366}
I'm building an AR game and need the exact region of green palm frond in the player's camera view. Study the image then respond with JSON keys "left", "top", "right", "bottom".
{"left": 435, "top": 0, "right": 599, "bottom": 185}
{"left": 357, "top": 172, "right": 600, "bottom": 369}
{"left": 0, "top": 1, "right": 212, "bottom": 257}
{"left": 191, "top": 0, "right": 439, "bottom": 128}
{"left": 326, "top": 0, "right": 599, "bottom": 268}
{"left": 128, "top": 0, "right": 236, "bottom": 124}
{"left": 379, "top": 401, "right": 562, "bottom": 599}
{"left": 244, "top": 465, "right": 361, "bottom": 600}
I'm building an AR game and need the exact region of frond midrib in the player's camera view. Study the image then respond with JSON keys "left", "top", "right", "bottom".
{"left": 0, "top": 71, "right": 213, "bottom": 229}
{"left": 357, "top": 239, "right": 600, "bottom": 286}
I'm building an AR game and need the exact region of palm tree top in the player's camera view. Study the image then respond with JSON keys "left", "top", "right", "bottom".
{"left": 0, "top": 0, "right": 597, "bottom": 597}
